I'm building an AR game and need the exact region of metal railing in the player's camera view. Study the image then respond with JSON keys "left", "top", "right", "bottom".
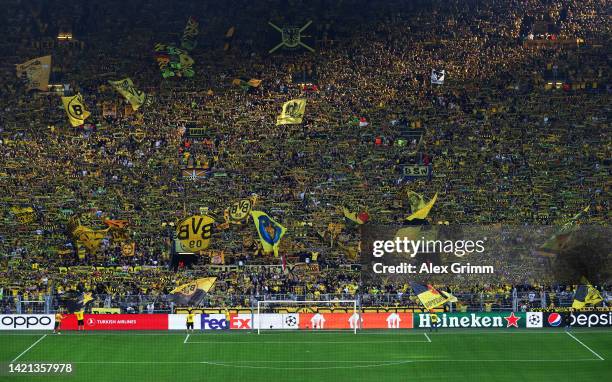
{"left": 2, "top": 290, "right": 602, "bottom": 314}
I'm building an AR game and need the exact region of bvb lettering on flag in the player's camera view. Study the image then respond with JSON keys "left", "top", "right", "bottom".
{"left": 176, "top": 215, "right": 214, "bottom": 252}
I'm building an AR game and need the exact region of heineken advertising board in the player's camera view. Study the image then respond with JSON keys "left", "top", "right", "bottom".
{"left": 415, "top": 312, "right": 525, "bottom": 328}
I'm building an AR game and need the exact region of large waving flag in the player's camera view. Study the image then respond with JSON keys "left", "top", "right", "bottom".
{"left": 251, "top": 211, "right": 287, "bottom": 257}
{"left": 175, "top": 215, "right": 215, "bottom": 252}
{"left": 71, "top": 225, "right": 109, "bottom": 253}
{"left": 572, "top": 279, "right": 603, "bottom": 309}
{"left": 537, "top": 206, "right": 589, "bottom": 257}
{"left": 410, "top": 282, "right": 449, "bottom": 310}
{"left": 61, "top": 93, "right": 91, "bottom": 127}
{"left": 61, "top": 291, "right": 94, "bottom": 313}
{"left": 406, "top": 193, "right": 438, "bottom": 221}
{"left": 276, "top": 99, "right": 306, "bottom": 125}
{"left": 169, "top": 277, "right": 216, "bottom": 305}
{"left": 108, "top": 78, "right": 147, "bottom": 111}
{"left": 16, "top": 55, "right": 51, "bottom": 91}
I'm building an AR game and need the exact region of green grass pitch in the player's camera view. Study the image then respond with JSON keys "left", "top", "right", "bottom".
{"left": 0, "top": 329, "right": 610, "bottom": 381}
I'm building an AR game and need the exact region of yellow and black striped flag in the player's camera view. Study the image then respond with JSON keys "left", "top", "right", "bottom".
{"left": 572, "top": 280, "right": 603, "bottom": 309}
{"left": 169, "top": 278, "right": 216, "bottom": 305}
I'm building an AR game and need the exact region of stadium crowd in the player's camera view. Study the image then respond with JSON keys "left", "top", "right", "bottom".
{"left": 0, "top": 0, "right": 609, "bottom": 312}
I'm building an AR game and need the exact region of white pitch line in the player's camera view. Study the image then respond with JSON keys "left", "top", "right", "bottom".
{"left": 69, "top": 358, "right": 601, "bottom": 364}
{"left": 185, "top": 340, "right": 430, "bottom": 344}
{"left": 11, "top": 334, "right": 47, "bottom": 363}
{"left": 184, "top": 334, "right": 190, "bottom": 344}
{"left": 186, "top": 341, "right": 430, "bottom": 344}
{"left": 566, "top": 331, "right": 604, "bottom": 361}
{"left": 424, "top": 333, "right": 431, "bottom": 343}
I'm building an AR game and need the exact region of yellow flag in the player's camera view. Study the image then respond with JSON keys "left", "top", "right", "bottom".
{"left": 72, "top": 225, "right": 109, "bottom": 253}
{"left": 572, "top": 279, "right": 603, "bottom": 309}
{"left": 16, "top": 55, "right": 51, "bottom": 91}
{"left": 537, "top": 206, "right": 590, "bottom": 257}
{"left": 61, "top": 93, "right": 90, "bottom": 127}
{"left": 276, "top": 99, "right": 306, "bottom": 125}
{"left": 411, "top": 282, "right": 449, "bottom": 310}
{"left": 171, "top": 277, "right": 216, "bottom": 295}
{"left": 170, "top": 277, "right": 216, "bottom": 305}
{"left": 251, "top": 211, "right": 287, "bottom": 256}
{"left": 406, "top": 193, "right": 438, "bottom": 221}
{"left": 176, "top": 215, "right": 215, "bottom": 252}
{"left": 228, "top": 197, "right": 255, "bottom": 223}
{"left": 108, "top": 78, "right": 146, "bottom": 111}
{"left": 405, "top": 190, "right": 427, "bottom": 212}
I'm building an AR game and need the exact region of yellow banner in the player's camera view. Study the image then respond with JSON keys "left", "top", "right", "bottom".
{"left": 61, "top": 93, "right": 91, "bottom": 127}
{"left": 276, "top": 99, "right": 306, "bottom": 125}
{"left": 72, "top": 225, "right": 109, "bottom": 253}
{"left": 170, "top": 277, "right": 216, "bottom": 305}
{"left": 108, "top": 78, "right": 146, "bottom": 111}
{"left": 91, "top": 307, "right": 121, "bottom": 314}
{"left": 176, "top": 215, "right": 215, "bottom": 252}
{"left": 171, "top": 277, "right": 216, "bottom": 294}
{"left": 411, "top": 283, "right": 449, "bottom": 310}
{"left": 16, "top": 55, "right": 51, "bottom": 91}
{"left": 10, "top": 207, "right": 35, "bottom": 224}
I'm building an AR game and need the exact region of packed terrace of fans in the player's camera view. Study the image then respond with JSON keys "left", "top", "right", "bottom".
{"left": 0, "top": 0, "right": 609, "bottom": 310}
